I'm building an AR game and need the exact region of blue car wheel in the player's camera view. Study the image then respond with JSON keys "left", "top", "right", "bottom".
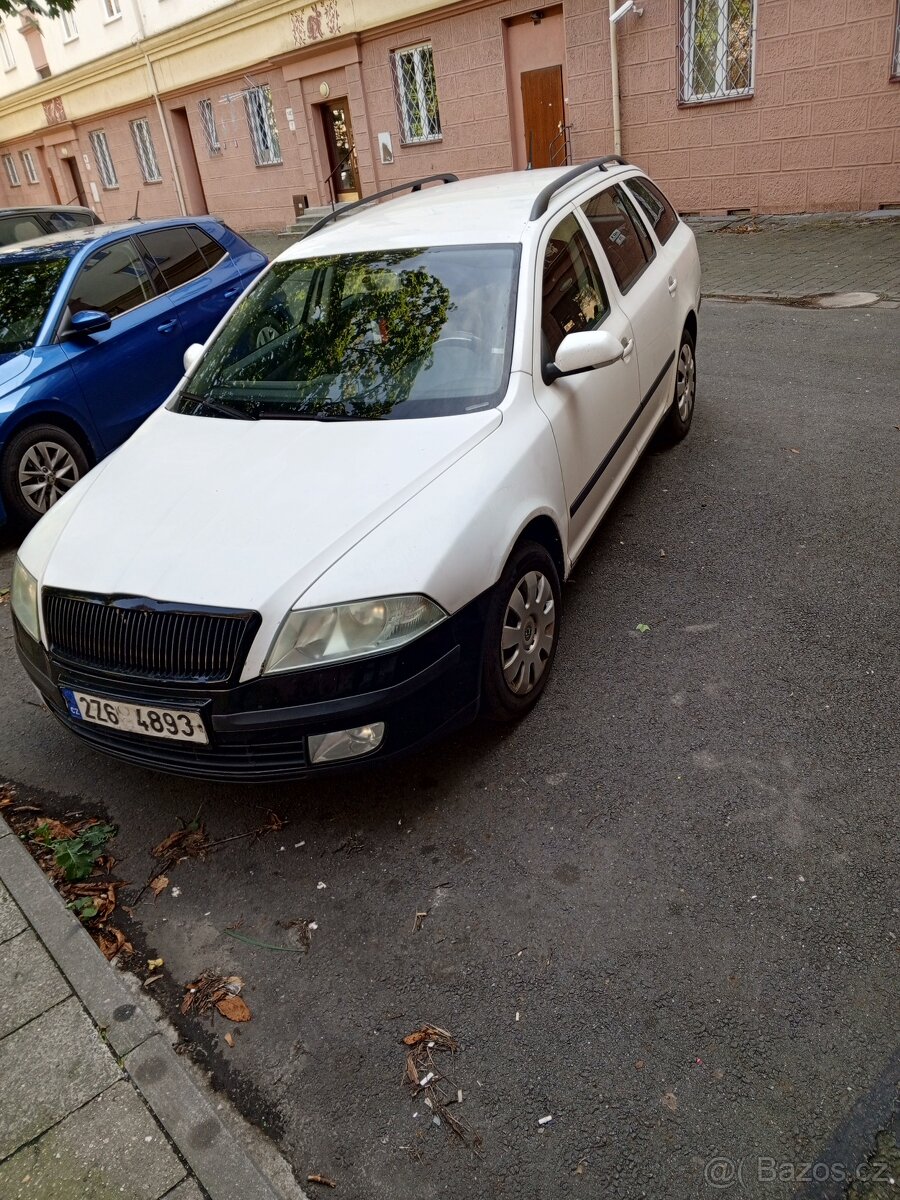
{"left": 1, "top": 423, "right": 89, "bottom": 528}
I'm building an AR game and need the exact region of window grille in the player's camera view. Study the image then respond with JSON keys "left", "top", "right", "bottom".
{"left": 199, "top": 99, "right": 222, "bottom": 156}
{"left": 103, "top": 0, "right": 122, "bottom": 18}
{"left": 21, "top": 150, "right": 38, "bottom": 184}
{"left": 680, "top": 0, "right": 755, "bottom": 103}
{"left": 243, "top": 85, "right": 282, "bottom": 166}
{"left": 60, "top": 9, "right": 78, "bottom": 40}
{"left": 2, "top": 153, "right": 21, "bottom": 187}
{"left": 391, "top": 43, "right": 441, "bottom": 144}
{"left": 130, "top": 118, "right": 162, "bottom": 183}
{"left": 89, "top": 130, "right": 119, "bottom": 189}
{"left": 892, "top": 1, "right": 900, "bottom": 79}
{"left": 0, "top": 25, "right": 14, "bottom": 70}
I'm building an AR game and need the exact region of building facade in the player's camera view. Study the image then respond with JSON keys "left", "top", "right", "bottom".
{"left": 0, "top": 0, "right": 898, "bottom": 229}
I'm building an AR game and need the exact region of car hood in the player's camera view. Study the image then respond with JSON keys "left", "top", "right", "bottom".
{"left": 0, "top": 349, "right": 33, "bottom": 384}
{"left": 37, "top": 406, "right": 502, "bottom": 614}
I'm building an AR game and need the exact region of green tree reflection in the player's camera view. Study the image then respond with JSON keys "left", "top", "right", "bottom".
{"left": 0, "top": 257, "right": 68, "bottom": 357}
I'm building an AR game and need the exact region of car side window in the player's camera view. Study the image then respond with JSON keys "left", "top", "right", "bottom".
{"left": 46, "top": 211, "right": 94, "bottom": 233}
{"left": 68, "top": 239, "right": 156, "bottom": 318}
{"left": 139, "top": 227, "right": 208, "bottom": 291}
{"left": 541, "top": 213, "right": 610, "bottom": 362}
{"left": 626, "top": 177, "right": 679, "bottom": 244}
{"left": 580, "top": 185, "right": 654, "bottom": 294}
{"left": 189, "top": 227, "right": 226, "bottom": 268}
{"left": 0, "top": 215, "right": 45, "bottom": 246}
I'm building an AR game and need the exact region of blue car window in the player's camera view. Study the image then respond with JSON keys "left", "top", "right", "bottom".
{"left": 189, "top": 226, "right": 226, "bottom": 269}
{"left": 140, "top": 227, "right": 207, "bottom": 291}
{"left": 0, "top": 256, "right": 69, "bottom": 355}
{"left": 68, "top": 239, "right": 156, "bottom": 318}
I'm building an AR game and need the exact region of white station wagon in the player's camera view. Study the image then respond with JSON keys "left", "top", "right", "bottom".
{"left": 12, "top": 158, "right": 701, "bottom": 781}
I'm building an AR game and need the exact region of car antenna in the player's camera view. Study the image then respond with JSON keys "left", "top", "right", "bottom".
{"left": 130, "top": 191, "right": 141, "bottom": 221}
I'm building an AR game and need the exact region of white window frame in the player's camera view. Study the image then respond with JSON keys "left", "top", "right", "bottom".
{"left": 20, "top": 150, "right": 38, "bottom": 184}
{"left": 89, "top": 130, "right": 119, "bottom": 189}
{"left": 0, "top": 24, "right": 15, "bottom": 71}
{"left": 60, "top": 9, "right": 79, "bottom": 42}
{"left": 130, "top": 117, "right": 162, "bottom": 183}
{"left": 199, "top": 98, "right": 222, "bottom": 156}
{"left": 102, "top": 0, "right": 122, "bottom": 22}
{"left": 243, "top": 85, "right": 282, "bottom": 167}
{"left": 3, "top": 153, "right": 21, "bottom": 187}
{"left": 681, "top": 0, "right": 757, "bottom": 105}
{"left": 392, "top": 42, "right": 442, "bottom": 145}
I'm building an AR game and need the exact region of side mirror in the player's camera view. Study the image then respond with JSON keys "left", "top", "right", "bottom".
{"left": 547, "top": 330, "right": 624, "bottom": 381}
{"left": 69, "top": 309, "right": 111, "bottom": 336}
{"left": 183, "top": 343, "right": 203, "bottom": 374}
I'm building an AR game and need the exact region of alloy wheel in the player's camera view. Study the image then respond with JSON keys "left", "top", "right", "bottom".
{"left": 501, "top": 570, "right": 556, "bottom": 695}
{"left": 676, "top": 341, "right": 696, "bottom": 423}
{"left": 18, "top": 441, "right": 80, "bottom": 514}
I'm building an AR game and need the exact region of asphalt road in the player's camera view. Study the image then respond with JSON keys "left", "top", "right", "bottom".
{"left": 1, "top": 301, "right": 898, "bottom": 1200}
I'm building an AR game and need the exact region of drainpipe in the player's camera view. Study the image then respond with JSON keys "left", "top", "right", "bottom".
{"left": 128, "top": 0, "right": 187, "bottom": 215}
{"left": 608, "top": 0, "right": 622, "bottom": 156}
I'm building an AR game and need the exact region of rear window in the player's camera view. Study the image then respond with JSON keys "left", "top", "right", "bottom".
{"left": 0, "top": 214, "right": 45, "bottom": 247}
{"left": 140, "top": 226, "right": 208, "bottom": 289}
{"left": 0, "top": 256, "right": 68, "bottom": 357}
{"left": 191, "top": 227, "right": 226, "bottom": 268}
{"left": 626, "top": 177, "right": 679, "bottom": 244}
{"left": 580, "top": 186, "right": 654, "bottom": 294}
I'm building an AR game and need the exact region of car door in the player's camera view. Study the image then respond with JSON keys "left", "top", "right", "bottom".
{"left": 136, "top": 224, "right": 243, "bottom": 350}
{"left": 59, "top": 236, "right": 185, "bottom": 451}
{"left": 531, "top": 210, "right": 641, "bottom": 560}
{"left": 579, "top": 182, "right": 680, "bottom": 426}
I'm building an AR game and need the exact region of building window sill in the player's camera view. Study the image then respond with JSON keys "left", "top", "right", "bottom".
{"left": 254, "top": 161, "right": 284, "bottom": 168}
{"left": 398, "top": 135, "right": 443, "bottom": 147}
{"left": 62, "top": 35, "right": 79, "bottom": 44}
{"left": 103, "top": 13, "right": 123, "bottom": 25}
{"left": 677, "top": 90, "right": 754, "bottom": 109}
{"left": 3, "top": 64, "right": 16, "bottom": 73}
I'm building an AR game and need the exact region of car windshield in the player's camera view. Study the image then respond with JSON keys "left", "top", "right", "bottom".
{"left": 0, "top": 256, "right": 68, "bottom": 360}
{"left": 171, "top": 245, "right": 519, "bottom": 420}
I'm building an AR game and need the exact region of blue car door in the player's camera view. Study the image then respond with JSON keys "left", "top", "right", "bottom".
{"left": 136, "top": 224, "right": 243, "bottom": 350}
{"left": 60, "top": 236, "right": 185, "bottom": 451}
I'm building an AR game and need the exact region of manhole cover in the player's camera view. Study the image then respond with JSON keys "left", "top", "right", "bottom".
{"left": 817, "top": 292, "right": 879, "bottom": 308}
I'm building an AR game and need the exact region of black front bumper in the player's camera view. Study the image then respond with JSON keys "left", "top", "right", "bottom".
{"left": 14, "top": 596, "right": 489, "bottom": 783}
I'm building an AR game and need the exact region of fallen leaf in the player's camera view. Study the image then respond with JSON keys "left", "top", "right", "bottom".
{"left": 152, "top": 823, "right": 210, "bottom": 866}
{"left": 307, "top": 1174, "right": 337, "bottom": 1189}
{"left": 636, "top": 623, "right": 651, "bottom": 634}
{"left": 97, "top": 927, "right": 131, "bottom": 960}
{"left": 147, "top": 957, "right": 164, "bottom": 970}
{"left": 149, "top": 874, "right": 169, "bottom": 897}
{"left": 224, "top": 1032, "right": 235, "bottom": 1048}
{"left": 216, "top": 994, "right": 252, "bottom": 1022}
{"left": 661, "top": 1091, "right": 678, "bottom": 1112}
{"left": 143, "top": 974, "right": 163, "bottom": 987}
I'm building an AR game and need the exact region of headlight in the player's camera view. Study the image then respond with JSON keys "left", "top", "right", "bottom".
{"left": 11, "top": 558, "right": 40, "bottom": 643}
{"left": 264, "top": 595, "right": 446, "bottom": 674}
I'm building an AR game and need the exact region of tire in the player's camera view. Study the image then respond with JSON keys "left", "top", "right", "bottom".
{"left": 480, "top": 540, "right": 562, "bottom": 722}
{"left": 661, "top": 325, "right": 697, "bottom": 443}
{"left": 0, "top": 424, "right": 89, "bottom": 529}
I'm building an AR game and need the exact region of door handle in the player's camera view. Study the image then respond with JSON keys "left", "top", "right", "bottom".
{"left": 621, "top": 337, "right": 634, "bottom": 358}
{"left": 157, "top": 319, "right": 178, "bottom": 334}
{"left": 223, "top": 287, "right": 241, "bottom": 298}
{"left": 667, "top": 275, "right": 678, "bottom": 295}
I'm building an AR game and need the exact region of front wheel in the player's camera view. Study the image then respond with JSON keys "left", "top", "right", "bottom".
{"left": 480, "top": 541, "right": 561, "bottom": 722}
{"left": 0, "top": 424, "right": 89, "bottom": 529}
{"left": 661, "top": 327, "right": 696, "bottom": 443}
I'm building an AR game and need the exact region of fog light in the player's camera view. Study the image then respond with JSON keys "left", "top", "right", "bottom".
{"left": 308, "top": 722, "right": 385, "bottom": 764}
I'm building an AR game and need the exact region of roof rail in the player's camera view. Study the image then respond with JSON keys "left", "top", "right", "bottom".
{"left": 303, "top": 174, "right": 459, "bottom": 240}
{"left": 528, "top": 155, "right": 629, "bottom": 222}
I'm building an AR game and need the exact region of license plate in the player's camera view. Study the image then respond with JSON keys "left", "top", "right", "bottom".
{"left": 60, "top": 688, "right": 208, "bottom": 744}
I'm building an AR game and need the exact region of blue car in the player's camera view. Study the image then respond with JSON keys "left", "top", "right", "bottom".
{"left": 0, "top": 217, "right": 267, "bottom": 527}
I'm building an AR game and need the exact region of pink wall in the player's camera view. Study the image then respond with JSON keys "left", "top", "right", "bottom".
{"left": 1, "top": 0, "right": 898, "bottom": 222}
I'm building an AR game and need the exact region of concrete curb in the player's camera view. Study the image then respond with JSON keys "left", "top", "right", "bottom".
{"left": 0, "top": 814, "right": 286, "bottom": 1200}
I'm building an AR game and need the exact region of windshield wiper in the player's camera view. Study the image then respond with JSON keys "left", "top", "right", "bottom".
{"left": 179, "top": 390, "right": 257, "bottom": 421}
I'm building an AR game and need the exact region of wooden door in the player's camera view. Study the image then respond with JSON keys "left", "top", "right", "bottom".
{"left": 521, "top": 65, "right": 564, "bottom": 169}
{"left": 63, "top": 155, "right": 88, "bottom": 208}
{"left": 170, "top": 107, "right": 209, "bottom": 215}
{"left": 321, "top": 100, "right": 360, "bottom": 200}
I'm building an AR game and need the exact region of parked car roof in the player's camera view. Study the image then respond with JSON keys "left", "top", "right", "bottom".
{"left": 0, "top": 216, "right": 227, "bottom": 261}
{"left": 0, "top": 204, "right": 98, "bottom": 219}
{"left": 288, "top": 164, "right": 635, "bottom": 258}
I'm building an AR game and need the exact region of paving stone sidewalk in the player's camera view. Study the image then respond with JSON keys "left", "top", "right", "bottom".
{"left": 246, "top": 208, "right": 900, "bottom": 302}
{"left": 0, "top": 817, "right": 298, "bottom": 1200}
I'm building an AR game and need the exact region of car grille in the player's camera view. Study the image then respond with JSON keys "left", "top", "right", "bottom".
{"left": 43, "top": 590, "right": 259, "bottom": 683}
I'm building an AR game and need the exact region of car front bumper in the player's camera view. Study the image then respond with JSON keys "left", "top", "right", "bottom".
{"left": 14, "top": 596, "right": 489, "bottom": 783}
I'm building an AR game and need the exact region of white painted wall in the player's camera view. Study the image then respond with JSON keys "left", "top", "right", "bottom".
{"left": 0, "top": 17, "right": 33, "bottom": 100}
